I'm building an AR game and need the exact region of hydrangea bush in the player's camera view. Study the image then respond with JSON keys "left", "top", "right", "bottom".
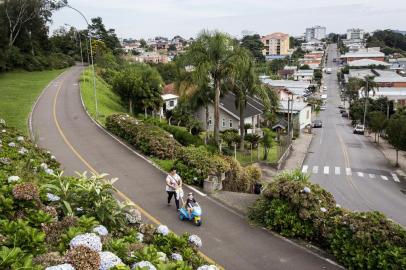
{"left": 0, "top": 122, "right": 212, "bottom": 270}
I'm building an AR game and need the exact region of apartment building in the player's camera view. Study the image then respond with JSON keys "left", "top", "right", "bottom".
{"left": 347, "top": 28, "right": 365, "bottom": 41}
{"left": 261, "top": 32, "right": 290, "bottom": 57}
{"left": 305, "top": 26, "right": 326, "bottom": 42}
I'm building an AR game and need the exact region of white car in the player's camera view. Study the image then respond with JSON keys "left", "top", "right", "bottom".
{"left": 353, "top": 124, "right": 365, "bottom": 135}
{"left": 323, "top": 86, "right": 327, "bottom": 91}
{"left": 320, "top": 105, "right": 326, "bottom": 111}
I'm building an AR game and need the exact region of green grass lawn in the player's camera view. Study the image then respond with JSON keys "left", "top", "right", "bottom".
{"left": 235, "top": 145, "right": 278, "bottom": 165}
{"left": 80, "top": 68, "right": 126, "bottom": 125}
{"left": 0, "top": 69, "right": 65, "bottom": 134}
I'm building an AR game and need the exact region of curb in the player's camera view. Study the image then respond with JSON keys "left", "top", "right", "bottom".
{"left": 28, "top": 70, "right": 67, "bottom": 140}
{"left": 299, "top": 133, "right": 314, "bottom": 168}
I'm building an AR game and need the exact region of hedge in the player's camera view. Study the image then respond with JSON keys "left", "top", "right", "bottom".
{"left": 106, "top": 114, "right": 182, "bottom": 159}
{"left": 248, "top": 170, "right": 406, "bottom": 269}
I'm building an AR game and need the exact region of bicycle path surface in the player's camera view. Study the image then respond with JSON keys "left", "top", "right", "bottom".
{"left": 31, "top": 65, "right": 342, "bottom": 270}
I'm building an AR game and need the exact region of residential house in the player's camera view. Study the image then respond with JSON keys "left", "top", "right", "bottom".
{"left": 194, "top": 93, "right": 263, "bottom": 134}
{"left": 159, "top": 83, "right": 179, "bottom": 117}
{"left": 278, "top": 101, "right": 312, "bottom": 131}
{"left": 278, "top": 66, "right": 297, "bottom": 79}
{"left": 293, "top": 69, "right": 314, "bottom": 81}
{"left": 262, "top": 78, "right": 312, "bottom": 100}
{"left": 341, "top": 48, "right": 385, "bottom": 63}
{"left": 133, "top": 52, "right": 169, "bottom": 63}
{"left": 301, "top": 41, "right": 325, "bottom": 52}
{"left": 261, "top": 32, "right": 290, "bottom": 58}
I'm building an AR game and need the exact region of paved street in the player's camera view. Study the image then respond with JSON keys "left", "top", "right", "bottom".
{"left": 303, "top": 44, "right": 406, "bottom": 226}
{"left": 31, "top": 66, "right": 342, "bottom": 270}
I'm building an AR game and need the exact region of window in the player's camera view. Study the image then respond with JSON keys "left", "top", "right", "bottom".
{"left": 222, "top": 118, "right": 226, "bottom": 127}
{"left": 169, "top": 100, "right": 174, "bottom": 107}
{"left": 208, "top": 117, "right": 212, "bottom": 126}
{"left": 229, "top": 119, "right": 233, "bottom": 128}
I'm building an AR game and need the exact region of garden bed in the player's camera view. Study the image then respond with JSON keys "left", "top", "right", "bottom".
{"left": 0, "top": 119, "right": 217, "bottom": 270}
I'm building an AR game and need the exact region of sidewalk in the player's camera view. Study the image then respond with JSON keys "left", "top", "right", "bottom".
{"left": 366, "top": 134, "right": 406, "bottom": 176}
{"left": 283, "top": 132, "right": 313, "bottom": 171}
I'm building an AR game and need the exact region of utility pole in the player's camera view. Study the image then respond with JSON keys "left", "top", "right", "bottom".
{"left": 363, "top": 78, "right": 368, "bottom": 127}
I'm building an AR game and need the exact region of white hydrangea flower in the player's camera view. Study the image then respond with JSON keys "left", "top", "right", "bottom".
{"left": 45, "top": 168, "right": 55, "bottom": 175}
{"left": 171, "top": 253, "right": 183, "bottom": 261}
{"left": 93, "top": 225, "right": 109, "bottom": 236}
{"left": 16, "top": 136, "right": 24, "bottom": 141}
{"left": 320, "top": 207, "right": 327, "bottom": 213}
{"left": 45, "top": 264, "right": 75, "bottom": 270}
{"left": 69, "top": 233, "right": 102, "bottom": 252}
{"left": 1, "top": 129, "right": 6, "bottom": 133}
{"left": 188, "top": 234, "right": 202, "bottom": 248}
{"left": 0, "top": 119, "right": 5, "bottom": 125}
{"left": 40, "top": 163, "right": 48, "bottom": 169}
{"left": 125, "top": 208, "right": 142, "bottom": 224}
{"left": 132, "top": 261, "right": 156, "bottom": 270}
{"left": 157, "top": 252, "right": 167, "bottom": 262}
{"left": 197, "top": 265, "right": 219, "bottom": 270}
{"left": 335, "top": 204, "right": 341, "bottom": 208}
{"left": 156, "top": 225, "right": 169, "bottom": 236}
{"left": 303, "top": 187, "right": 311, "bottom": 194}
{"left": 8, "top": 142, "right": 16, "bottom": 147}
{"left": 51, "top": 155, "right": 56, "bottom": 160}
{"left": 99, "top": 251, "right": 123, "bottom": 270}
{"left": 7, "top": 175, "right": 20, "bottom": 183}
{"left": 47, "top": 193, "right": 60, "bottom": 202}
{"left": 136, "top": 232, "right": 144, "bottom": 243}
{"left": 76, "top": 207, "right": 83, "bottom": 212}
{"left": 18, "top": 147, "right": 28, "bottom": 155}
{"left": 47, "top": 151, "right": 51, "bottom": 154}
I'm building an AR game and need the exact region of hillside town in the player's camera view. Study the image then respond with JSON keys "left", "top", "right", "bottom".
{"left": 1, "top": 1, "right": 406, "bottom": 270}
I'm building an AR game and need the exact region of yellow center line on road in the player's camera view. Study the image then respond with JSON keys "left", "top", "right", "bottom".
{"left": 52, "top": 74, "right": 222, "bottom": 269}
{"left": 337, "top": 133, "right": 373, "bottom": 208}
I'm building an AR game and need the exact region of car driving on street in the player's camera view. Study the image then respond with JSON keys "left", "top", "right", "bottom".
{"left": 353, "top": 124, "right": 365, "bottom": 135}
{"left": 312, "top": 119, "right": 323, "bottom": 128}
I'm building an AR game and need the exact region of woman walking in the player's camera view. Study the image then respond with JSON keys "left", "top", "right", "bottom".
{"left": 166, "top": 168, "right": 182, "bottom": 211}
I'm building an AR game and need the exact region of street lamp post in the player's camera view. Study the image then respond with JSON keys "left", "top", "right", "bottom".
{"left": 61, "top": 3, "right": 99, "bottom": 119}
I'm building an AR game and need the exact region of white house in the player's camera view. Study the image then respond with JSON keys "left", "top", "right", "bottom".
{"left": 278, "top": 101, "right": 312, "bottom": 131}
{"left": 160, "top": 94, "right": 178, "bottom": 117}
{"left": 293, "top": 69, "right": 314, "bottom": 81}
{"left": 195, "top": 93, "right": 263, "bottom": 134}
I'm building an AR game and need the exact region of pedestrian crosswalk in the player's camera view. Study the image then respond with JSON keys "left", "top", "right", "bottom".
{"left": 301, "top": 165, "right": 402, "bottom": 183}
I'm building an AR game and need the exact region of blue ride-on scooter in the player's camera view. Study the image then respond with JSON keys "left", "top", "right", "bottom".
{"left": 179, "top": 202, "right": 202, "bottom": 226}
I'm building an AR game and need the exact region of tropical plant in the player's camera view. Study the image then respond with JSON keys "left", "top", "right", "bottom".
{"left": 368, "top": 111, "right": 387, "bottom": 142}
{"left": 261, "top": 128, "right": 274, "bottom": 160}
{"left": 386, "top": 114, "right": 406, "bottom": 167}
{"left": 181, "top": 31, "right": 245, "bottom": 144}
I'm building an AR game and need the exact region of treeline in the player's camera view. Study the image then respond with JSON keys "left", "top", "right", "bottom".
{"left": 367, "top": 30, "right": 406, "bottom": 56}
{"left": 0, "top": 0, "right": 122, "bottom": 72}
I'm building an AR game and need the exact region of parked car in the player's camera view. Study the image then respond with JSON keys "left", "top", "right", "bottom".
{"left": 312, "top": 120, "right": 323, "bottom": 128}
{"left": 340, "top": 108, "right": 346, "bottom": 114}
{"left": 341, "top": 111, "right": 349, "bottom": 118}
{"left": 353, "top": 124, "right": 365, "bottom": 135}
{"left": 323, "top": 86, "right": 327, "bottom": 91}
{"left": 320, "top": 105, "right": 326, "bottom": 111}
{"left": 338, "top": 105, "right": 344, "bottom": 109}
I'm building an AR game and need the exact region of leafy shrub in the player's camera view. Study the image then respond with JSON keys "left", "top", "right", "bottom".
{"left": 221, "top": 129, "right": 240, "bottom": 148}
{"left": 249, "top": 170, "right": 406, "bottom": 269}
{"left": 106, "top": 114, "right": 182, "bottom": 159}
{"left": 173, "top": 146, "right": 231, "bottom": 185}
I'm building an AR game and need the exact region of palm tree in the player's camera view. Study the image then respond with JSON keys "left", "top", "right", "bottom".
{"left": 181, "top": 31, "right": 244, "bottom": 144}
{"left": 360, "top": 75, "right": 378, "bottom": 127}
{"left": 226, "top": 48, "right": 270, "bottom": 150}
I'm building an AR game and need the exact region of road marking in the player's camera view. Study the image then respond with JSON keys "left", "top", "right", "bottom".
{"left": 335, "top": 167, "right": 340, "bottom": 175}
{"left": 381, "top": 175, "right": 388, "bottom": 181}
{"left": 368, "top": 174, "right": 375, "bottom": 179}
{"left": 323, "top": 166, "right": 329, "bottom": 174}
{"left": 51, "top": 73, "right": 222, "bottom": 268}
{"left": 392, "top": 173, "right": 400, "bottom": 182}
{"left": 302, "top": 165, "right": 308, "bottom": 173}
{"left": 313, "top": 166, "right": 318, "bottom": 173}
{"left": 357, "top": 172, "right": 364, "bottom": 177}
{"left": 346, "top": 168, "right": 352, "bottom": 176}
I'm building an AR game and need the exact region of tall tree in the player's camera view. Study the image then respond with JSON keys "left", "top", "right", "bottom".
{"left": 360, "top": 76, "right": 378, "bottom": 126}
{"left": 181, "top": 31, "right": 244, "bottom": 144}
{"left": 227, "top": 47, "right": 270, "bottom": 150}
{"left": 386, "top": 114, "right": 406, "bottom": 167}
{"left": 88, "top": 17, "right": 121, "bottom": 53}
{"left": 240, "top": 34, "right": 264, "bottom": 62}
{"left": 368, "top": 111, "right": 386, "bottom": 142}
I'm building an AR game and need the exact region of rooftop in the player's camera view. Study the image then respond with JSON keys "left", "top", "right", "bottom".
{"left": 162, "top": 94, "right": 178, "bottom": 100}
{"left": 349, "top": 69, "right": 406, "bottom": 83}
{"left": 341, "top": 51, "right": 385, "bottom": 59}
{"left": 220, "top": 93, "right": 263, "bottom": 119}
{"left": 278, "top": 100, "right": 309, "bottom": 113}
{"left": 348, "top": 59, "right": 391, "bottom": 67}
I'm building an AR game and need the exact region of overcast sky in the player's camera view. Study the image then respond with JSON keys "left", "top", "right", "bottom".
{"left": 49, "top": 0, "right": 406, "bottom": 39}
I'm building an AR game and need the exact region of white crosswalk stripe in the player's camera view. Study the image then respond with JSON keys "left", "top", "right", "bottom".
{"left": 369, "top": 174, "right": 375, "bottom": 179}
{"left": 313, "top": 166, "right": 318, "bottom": 173}
{"left": 357, "top": 172, "right": 364, "bottom": 177}
{"left": 302, "top": 165, "right": 308, "bottom": 173}
{"left": 381, "top": 175, "right": 389, "bottom": 181}
{"left": 324, "top": 166, "right": 329, "bottom": 174}
{"left": 346, "top": 168, "right": 352, "bottom": 176}
{"left": 335, "top": 167, "right": 340, "bottom": 175}
{"left": 392, "top": 173, "right": 400, "bottom": 182}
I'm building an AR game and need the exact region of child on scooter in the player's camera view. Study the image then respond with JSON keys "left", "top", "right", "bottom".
{"left": 185, "top": 192, "right": 197, "bottom": 216}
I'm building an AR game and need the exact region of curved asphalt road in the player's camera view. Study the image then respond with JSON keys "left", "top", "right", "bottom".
{"left": 32, "top": 65, "right": 342, "bottom": 270}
